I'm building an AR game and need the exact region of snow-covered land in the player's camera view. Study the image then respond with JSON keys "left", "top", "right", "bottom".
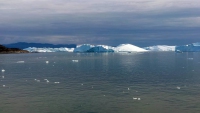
{"left": 24, "top": 47, "right": 74, "bottom": 52}
{"left": 144, "top": 45, "right": 176, "bottom": 51}
{"left": 175, "top": 42, "right": 200, "bottom": 52}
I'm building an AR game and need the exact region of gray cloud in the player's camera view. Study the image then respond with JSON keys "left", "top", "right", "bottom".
{"left": 0, "top": 0, "right": 200, "bottom": 46}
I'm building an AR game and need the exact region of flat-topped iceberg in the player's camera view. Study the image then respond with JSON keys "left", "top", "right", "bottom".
{"left": 24, "top": 47, "right": 74, "bottom": 52}
{"left": 144, "top": 45, "right": 175, "bottom": 51}
{"left": 175, "top": 42, "right": 200, "bottom": 52}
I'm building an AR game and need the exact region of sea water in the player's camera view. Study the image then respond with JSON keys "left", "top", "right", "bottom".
{"left": 0, "top": 52, "right": 200, "bottom": 113}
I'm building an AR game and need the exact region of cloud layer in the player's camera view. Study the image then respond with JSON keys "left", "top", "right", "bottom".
{"left": 0, "top": 0, "right": 200, "bottom": 46}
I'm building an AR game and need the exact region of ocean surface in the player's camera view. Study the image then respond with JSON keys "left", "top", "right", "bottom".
{"left": 0, "top": 52, "right": 200, "bottom": 113}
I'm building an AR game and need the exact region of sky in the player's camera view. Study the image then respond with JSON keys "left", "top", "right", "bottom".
{"left": 0, "top": 0, "right": 200, "bottom": 47}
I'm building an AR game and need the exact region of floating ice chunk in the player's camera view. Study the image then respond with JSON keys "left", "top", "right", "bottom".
{"left": 81, "top": 84, "right": 83, "bottom": 85}
{"left": 44, "top": 79, "right": 50, "bottom": 83}
{"left": 187, "top": 58, "right": 194, "bottom": 60}
{"left": 35, "top": 79, "right": 40, "bottom": 82}
{"left": 54, "top": 82, "right": 60, "bottom": 84}
{"left": 2, "top": 76, "right": 4, "bottom": 79}
{"left": 46, "top": 61, "right": 49, "bottom": 64}
{"left": 176, "top": 86, "right": 181, "bottom": 89}
{"left": 133, "top": 97, "right": 141, "bottom": 100}
{"left": 3, "top": 85, "right": 5, "bottom": 87}
{"left": 16, "top": 61, "right": 25, "bottom": 63}
{"left": 72, "top": 60, "right": 79, "bottom": 62}
{"left": 128, "top": 88, "right": 130, "bottom": 90}
{"left": 133, "top": 97, "right": 138, "bottom": 100}
{"left": 1, "top": 69, "right": 5, "bottom": 72}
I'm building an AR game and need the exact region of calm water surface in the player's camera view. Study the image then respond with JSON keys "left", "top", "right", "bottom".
{"left": 0, "top": 52, "right": 200, "bottom": 113}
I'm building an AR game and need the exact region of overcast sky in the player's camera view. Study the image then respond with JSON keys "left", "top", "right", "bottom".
{"left": 0, "top": 0, "right": 200, "bottom": 46}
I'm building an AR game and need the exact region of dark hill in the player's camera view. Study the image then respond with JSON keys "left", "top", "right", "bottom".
{"left": 0, "top": 45, "right": 29, "bottom": 54}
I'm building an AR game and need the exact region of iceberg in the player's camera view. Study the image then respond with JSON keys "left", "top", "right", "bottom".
{"left": 144, "top": 45, "right": 175, "bottom": 51}
{"left": 175, "top": 42, "right": 200, "bottom": 52}
{"left": 73, "top": 44, "right": 94, "bottom": 52}
{"left": 24, "top": 44, "right": 148, "bottom": 53}
{"left": 87, "top": 45, "right": 114, "bottom": 52}
{"left": 73, "top": 44, "right": 115, "bottom": 52}
{"left": 24, "top": 47, "right": 74, "bottom": 53}
{"left": 113, "top": 44, "right": 147, "bottom": 52}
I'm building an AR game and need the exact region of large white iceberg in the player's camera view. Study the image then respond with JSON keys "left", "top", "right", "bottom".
{"left": 175, "top": 42, "right": 200, "bottom": 52}
{"left": 144, "top": 45, "right": 175, "bottom": 51}
{"left": 113, "top": 44, "right": 147, "bottom": 52}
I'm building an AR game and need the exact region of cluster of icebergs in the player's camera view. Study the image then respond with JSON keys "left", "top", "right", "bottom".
{"left": 24, "top": 42, "right": 200, "bottom": 53}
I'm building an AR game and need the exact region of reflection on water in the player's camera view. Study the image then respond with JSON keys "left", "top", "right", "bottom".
{"left": 0, "top": 52, "right": 200, "bottom": 113}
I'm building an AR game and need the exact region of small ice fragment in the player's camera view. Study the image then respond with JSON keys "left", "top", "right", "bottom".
{"left": 3, "top": 85, "right": 5, "bottom": 87}
{"left": 36, "top": 80, "right": 40, "bottom": 82}
{"left": 138, "top": 98, "right": 141, "bottom": 100}
{"left": 54, "top": 82, "right": 60, "bottom": 84}
{"left": 128, "top": 88, "right": 130, "bottom": 90}
{"left": 1, "top": 69, "right": 5, "bottom": 72}
{"left": 16, "top": 61, "right": 25, "bottom": 63}
{"left": 103, "top": 95, "right": 106, "bottom": 96}
{"left": 44, "top": 79, "right": 49, "bottom": 83}
{"left": 192, "top": 70, "right": 195, "bottom": 71}
{"left": 133, "top": 97, "right": 138, "bottom": 100}
{"left": 72, "top": 60, "right": 79, "bottom": 62}
{"left": 2, "top": 76, "right": 4, "bottom": 79}
{"left": 46, "top": 61, "right": 49, "bottom": 64}
{"left": 34, "top": 79, "right": 37, "bottom": 81}
{"left": 177, "top": 86, "right": 181, "bottom": 89}
{"left": 81, "top": 84, "right": 83, "bottom": 85}
{"left": 187, "top": 58, "right": 194, "bottom": 60}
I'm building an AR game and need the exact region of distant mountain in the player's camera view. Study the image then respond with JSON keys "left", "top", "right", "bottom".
{"left": 3, "top": 42, "right": 76, "bottom": 49}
